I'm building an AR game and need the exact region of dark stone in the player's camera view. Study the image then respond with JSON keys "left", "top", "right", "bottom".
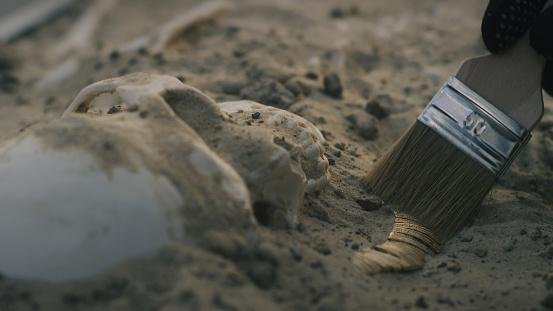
{"left": 175, "top": 75, "right": 186, "bottom": 83}
{"left": 334, "top": 142, "right": 346, "bottom": 150}
{"left": 345, "top": 114, "right": 358, "bottom": 125}
{"left": 323, "top": 73, "right": 343, "bottom": 98}
{"left": 305, "top": 72, "right": 318, "bottom": 80}
{"left": 351, "top": 243, "right": 360, "bottom": 250}
{"left": 240, "top": 79, "right": 295, "bottom": 109}
{"left": 358, "top": 122, "right": 379, "bottom": 140}
{"left": 415, "top": 296, "right": 429, "bottom": 309}
{"left": 315, "top": 243, "right": 332, "bottom": 256}
{"left": 253, "top": 200, "right": 288, "bottom": 228}
{"left": 446, "top": 261, "right": 462, "bottom": 273}
{"left": 109, "top": 50, "right": 120, "bottom": 61}
{"left": 542, "top": 293, "right": 553, "bottom": 309}
{"left": 252, "top": 111, "right": 261, "bottom": 119}
{"left": 137, "top": 47, "right": 149, "bottom": 56}
{"left": 345, "top": 113, "right": 379, "bottom": 140}
{"left": 329, "top": 7, "right": 345, "bottom": 18}
{"left": 310, "top": 260, "right": 323, "bottom": 269}
{"left": 245, "top": 261, "right": 277, "bottom": 289}
{"left": 356, "top": 195, "right": 383, "bottom": 211}
{"left": 365, "top": 99, "right": 390, "bottom": 119}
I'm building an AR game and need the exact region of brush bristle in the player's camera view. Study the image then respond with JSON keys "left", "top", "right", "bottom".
{"left": 355, "top": 121, "right": 496, "bottom": 274}
{"left": 367, "top": 120, "right": 496, "bottom": 242}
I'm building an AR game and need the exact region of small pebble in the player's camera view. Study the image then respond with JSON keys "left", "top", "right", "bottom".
{"left": 246, "top": 261, "right": 277, "bottom": 289}
{"left": 109, "top": 50, "right": 120, "bottom": 61}
{"left": 358, "top": 122, "right": 379, "bottom": 140}
{"left": 334, "top": 142, "right": 346, "bottom": 150}
{"left": 415, "top": 296, "right": 428, "bottom": 309}
{"left": 365, "top": 100, "right": 390, "bottom": 119}
{"left": 305, "top": 72, "right": 318, "bottom": 80}
{"left": 446, "top": 261, "right": 462, "bottom": 273}
{"left": 323, "top": 73, "right": 343, "bottom": 99}
{"left": 252, "top": 111, "right": 261, "bottom": 119}
{"left": 329, "top": 7, "right": 345, "bottom": 18}
{"left": 315, "top": 243, "right": 332, "bottom": 256}
{"left": 356, "top": 195, "right": 383, "bottom": 211}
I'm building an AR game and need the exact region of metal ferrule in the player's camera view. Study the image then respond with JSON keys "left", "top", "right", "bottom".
{"left": 418, "top": 76, "right": 531, "bottom": 177}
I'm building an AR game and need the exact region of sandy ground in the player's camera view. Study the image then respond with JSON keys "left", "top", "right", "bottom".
{"left": 0, "top": 0, "right": 552, "bottom": 310}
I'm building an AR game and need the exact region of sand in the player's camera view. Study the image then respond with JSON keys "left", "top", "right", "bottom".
{"left": 0, "top": 0, "right": 552, "bottom": 310}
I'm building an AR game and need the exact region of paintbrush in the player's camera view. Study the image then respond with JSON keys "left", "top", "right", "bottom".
{"left": 354, "top": 1, "right": 551, "bottom": 272}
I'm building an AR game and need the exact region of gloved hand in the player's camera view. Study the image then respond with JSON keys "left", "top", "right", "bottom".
{"left": 482, "top": 0, "right": 553, "bottom": 95}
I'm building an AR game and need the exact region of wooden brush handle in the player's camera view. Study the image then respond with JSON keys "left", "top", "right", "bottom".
{"left": 456, "top": 0, "right": 553, "bottom": 130}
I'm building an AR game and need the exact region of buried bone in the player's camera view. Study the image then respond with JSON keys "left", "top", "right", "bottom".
{"left": 0, "top": 73, "right": 328, "bottom": 281}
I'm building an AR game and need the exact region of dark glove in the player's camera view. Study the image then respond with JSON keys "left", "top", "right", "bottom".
{"left": 482, "top": 0, "right": 553, "bottom": 96}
